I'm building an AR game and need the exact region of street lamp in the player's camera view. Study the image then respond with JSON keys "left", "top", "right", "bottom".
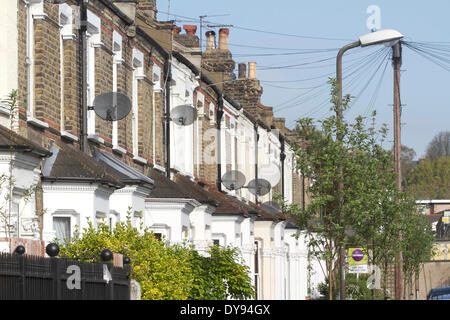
{"left": 336, "top": 29, "right": 404, "bottom": 112}
{"left": 335, "top": 29, "right": 404, "bottom": 301}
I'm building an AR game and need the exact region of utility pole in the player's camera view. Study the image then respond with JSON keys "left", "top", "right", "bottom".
{"left": 393, "top": 41, "right": 403, "bottom": 300}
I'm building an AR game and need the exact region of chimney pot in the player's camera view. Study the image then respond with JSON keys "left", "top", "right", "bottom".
{"left": 183, "top": 25, "right": 197, "bottom": 35}
{"left": 205, "top": 31, "right": 216, "bottom": 50}
{"left": 238, "top": 63, "right": 247, "bottom": 79}
{"left": 218, "top": 28, "right": 229, "bottom": 50}
{"left": 248, "top": 62, "right": 257, "bottom": 79}
{"left": 173, "top": 26, "right": 182, "bottom": 35}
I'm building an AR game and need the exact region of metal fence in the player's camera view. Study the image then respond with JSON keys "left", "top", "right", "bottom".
{"left": 0, "top": 252, "right": 130, "bottom": 300}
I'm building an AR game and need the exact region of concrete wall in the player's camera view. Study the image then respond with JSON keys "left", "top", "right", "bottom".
{"left": 415, "top": 260, "right": 450, "bottom": 300}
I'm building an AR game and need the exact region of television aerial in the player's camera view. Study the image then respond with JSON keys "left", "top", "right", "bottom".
{"left": 170, "top": 104, "right": 198, "bottom": 126}
{"left": 93, "top": 92, "right": 132, "bottom": 121}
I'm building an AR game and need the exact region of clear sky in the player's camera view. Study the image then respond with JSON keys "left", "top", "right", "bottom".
{"left": 156, "top": 0, "right": 450, "bottom": 159}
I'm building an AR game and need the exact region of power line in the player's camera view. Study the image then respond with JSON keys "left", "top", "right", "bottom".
{"left": 273, "top": 47, "right": 388, "bottom": 113}
{"left": 158, "top": 10, "right": 354, "bottom": 42}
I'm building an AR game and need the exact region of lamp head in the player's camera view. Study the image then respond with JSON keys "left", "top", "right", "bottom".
{"left": 359, "top": 29, "right": 404, "bottom": 47}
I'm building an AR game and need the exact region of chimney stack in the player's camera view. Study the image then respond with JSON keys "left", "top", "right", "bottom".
{"left": 205, "top": 31, "right": 216, "bottom": 50}
{"left": 113, "top": 0, "right": 137, "bottom": 22}
{"left": 218, "top": 28, "right": 229, "bottom": 50}
{"left": 136, "top": 0, "right": 156, "bottom": 20}
{"left": 248, "top": 62, "right": 257, "bottom": 79}
{"left": 183, "top": 25, "right": 197, "bottom": 35}
{"left": 238, "top": 63, "right": 247, "bottom": 79}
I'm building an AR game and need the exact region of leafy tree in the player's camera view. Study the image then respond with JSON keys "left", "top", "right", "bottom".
{"left": 318, "top": 274, "right": 384, "bottom": 300}
{"left": 406, "top": 156, "right": 450, "bottom": 199}
{"left": 57, "top": 212, "right": 255, "bottom": 300}
{"left": 283, "top": 79, "right": 433, "bottom": 300}
{"left": 57, "top": 216, "right": 194, "bottom": 300}
{"left": 401, "top": 208, "right": 434, "bottom": 298}
{"left": 189, "top": 245, "right": 255, "bottom": 300}
{"left": 400, "top": 145, "right": 417, "bottom": 188}
{"left": 425, "top": 131, "right": 450, "bottom": 161}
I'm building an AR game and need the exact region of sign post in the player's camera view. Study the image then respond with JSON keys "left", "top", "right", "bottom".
{"left": 348, "top": 248, "right": 368, "bottom": 274}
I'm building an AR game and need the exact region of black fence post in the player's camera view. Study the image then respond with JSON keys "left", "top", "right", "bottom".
{"left": 19, "top": 255, "right": 26, "bottom": 300}
{"left": 108, "top": 263, "right": 114, "bottom": 300}
{"left": 51, "top": 257, "right": 61, "bottom": 300}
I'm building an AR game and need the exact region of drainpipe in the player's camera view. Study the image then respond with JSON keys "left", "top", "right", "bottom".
{"left": 254, "top": 123, "right": 259, "bottom": 204}
{"left": 164, "top": 58, "right": 172, "bottom": 178}
{"left": 216, "top": 95, "right": 224, "bottom": 191}
{"left": 80, "top": 0, "right": 88, "bottom": 153}
{"left": 280, "top": 136, "right": 286, "bottom": 200}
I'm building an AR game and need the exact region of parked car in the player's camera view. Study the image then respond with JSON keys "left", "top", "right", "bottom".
{"left": 427, "top": 286, "right": 450, "bottom": 300}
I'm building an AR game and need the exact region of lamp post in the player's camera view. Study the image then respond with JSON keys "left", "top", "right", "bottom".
{"left": 335, "top": 29, "right": 404, "bottom": 300}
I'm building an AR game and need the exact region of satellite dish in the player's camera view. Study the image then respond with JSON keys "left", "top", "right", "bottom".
{"left": 93, "top": 92, "right": 132, "bottom": 121}
{"left": 261, "top": 201, "right": 281, "bottom": 214}
{"left": 247, "top": 178, "right": 271, "bottom": 196}
{"left": 258, "top": 163, "right": 281, "bottom": 187}
{"left": 170, "top": 104, "right": 198, "bottom": 126}
{"left": 221, "top": 170, "right": 246, "bottom": 190}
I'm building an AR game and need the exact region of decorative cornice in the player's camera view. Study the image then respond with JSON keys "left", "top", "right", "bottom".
{"left": 42, "top": 183, "right": 110, "bottom": 193}
{"left": 145, "top": 198, "right": 198, "bottom": 213}
{"left": 113, "top": 185, "right": 152, "bottom": 197}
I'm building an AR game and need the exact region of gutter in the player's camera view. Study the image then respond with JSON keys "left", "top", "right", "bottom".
{"left": 163, "top": 57, "right": 171, "bottom": 178}
{"left": 80, "top": 0, "right": 88, "bottom": 153}
{"left": 0, "top": 145, "right": 52, "bottom": 158}
{"left": 216, "top": 95, "right": 224, "bottom": 191}
{"left": 280, "top": 135, "right": 285, "bottom": 199}
{"left": 41, "top": 176, "right": 124, "bottom": 189}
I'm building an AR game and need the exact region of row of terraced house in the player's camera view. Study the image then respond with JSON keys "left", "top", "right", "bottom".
{"left": 0, "top": 0, "right": 324, "bottom": 299}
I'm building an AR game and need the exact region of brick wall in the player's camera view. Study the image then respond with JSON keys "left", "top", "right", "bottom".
{"left": 197, "top": 89, "right": 219, "bottom": 184}
{"left": 13, "top": 0, "right": 171, "bottom": 176}
{"left": 17, "top": 2, "right": 28, "bottom": 116}
{"left": 34, "top": 5, "right": 61, "bottom": 130}
{"left": 62, "top": 37, "right": 81, "bottom": 138}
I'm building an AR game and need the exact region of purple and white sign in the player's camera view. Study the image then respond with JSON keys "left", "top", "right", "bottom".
{"left": 352, "top": 249, "right": 364, "bottom": 262}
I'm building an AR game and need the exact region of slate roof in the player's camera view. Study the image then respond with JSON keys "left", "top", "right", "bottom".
{"left": 172, "top": 173, "right": 220, "bottom": 207}
{"left": 92, "top": 148, "right": 154, "bottom": 189}
{"left": 41, "top": 142, "right": 123, "bottom": 188}
{"left": 147, "top": 169, "right": 193, "bottom": 199}
{"left": 0, "top": 124, "right": 51, "bottom": 158}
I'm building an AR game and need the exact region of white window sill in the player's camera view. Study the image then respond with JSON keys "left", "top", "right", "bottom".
{"left": 62, "top": 34, "right": 76, "bottom": 41}
{"left": 27, "top": 117, "right": 49, "bottom": 129}
{"left": 135, "top": 74, "right": 147, "bottom": 81}
{"left": 0, "top": 104, "right": 12, "bottom": 116}
{"left": 113, "top": 145, "right": 127, "bottom": 155}
{"left": 61, "top": 130, "right": 79, "bottom": 142}
{"left": 133, "top": 155, "right": 147, "bottom": 165}
{"left": 32, "top": 13, "right": 48, "bottom": 20}
{"left": 113, "top": 58, "right": 125, "bottom": 65}
{"left": 87, "top": 134, "right": 104, "bottom": 144}
{"left": 91, "top": 42, "right": 105, "bottom": 49}
{"left": 153, "top": 164, "right": 166, "bottom": 173}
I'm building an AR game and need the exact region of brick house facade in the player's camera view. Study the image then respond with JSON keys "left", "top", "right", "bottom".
{"left": 0, "top": 0, "right": 320, "bottom": 300}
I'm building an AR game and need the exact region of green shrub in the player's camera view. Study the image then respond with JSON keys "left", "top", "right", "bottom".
{"left": 57, "top": 214, "right": 255, "bottom": 300}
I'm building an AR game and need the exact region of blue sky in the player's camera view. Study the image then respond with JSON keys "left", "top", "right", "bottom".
{"left": 156, "top": 0, "right": 450, "bottom": 159}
